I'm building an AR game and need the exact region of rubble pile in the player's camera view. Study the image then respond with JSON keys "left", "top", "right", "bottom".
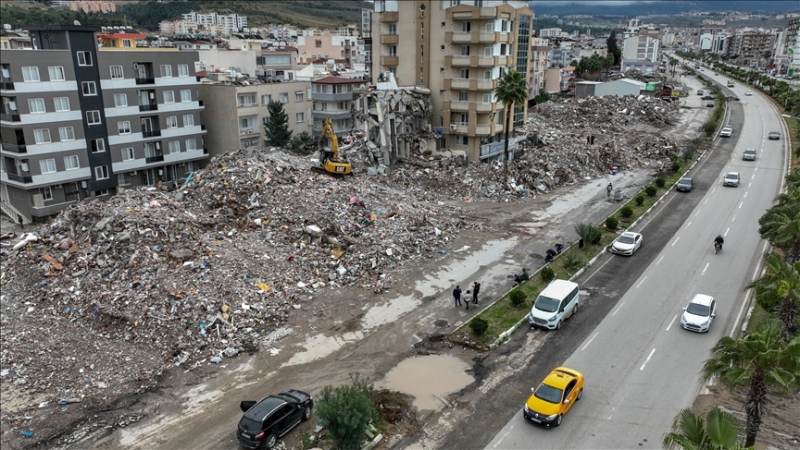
{"left": 0, "top": 149, "right": 469, "bottom": 427}
{"left": 387, "top": 95, "right": 681, "bottom": 199}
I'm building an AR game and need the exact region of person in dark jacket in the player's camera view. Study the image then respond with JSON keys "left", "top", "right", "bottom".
{"left": 453, "top": 285, "right": 462, "bottom": 307}
{"left": 472, "top": 281, "right": 481, "bottom": 305}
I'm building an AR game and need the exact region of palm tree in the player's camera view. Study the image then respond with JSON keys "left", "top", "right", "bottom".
{"left": 703, "top": 322, "right": 800, "bottom": 447}
{"left": 494, "top": 70, "right": 528, "bottom": 169}
{"left": 758, "top": 200, "right": 800, "bottom": 261}
{"left": 749, "top": 255, "right": 800, "bottom": 341}
{"left": 663, "top": 408, "right": 749, "bottom": 450}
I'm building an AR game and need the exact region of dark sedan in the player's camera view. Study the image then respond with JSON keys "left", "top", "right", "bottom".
{"left": 237, "top": 390, "right": 313, "bottom": 449}
{"left": 676, "top": 177, "right": 693, "bottom": 192}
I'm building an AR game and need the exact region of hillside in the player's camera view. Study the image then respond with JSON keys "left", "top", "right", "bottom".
{"left": 0, "top": 0, "right": 371, "bottom": 31}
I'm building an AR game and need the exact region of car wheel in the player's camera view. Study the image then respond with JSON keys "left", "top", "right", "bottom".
{"left": 577, "top": 389, "right": 583, "bottom": 401}
{"left": 555, "top": 414, "right": 563, "bottom": 427}
{"left": 572, "top": 303, "right": 579, "bottom": 318}
{"left": 266, "top": 434, "right": 277, "bottom": 449}
{"left": 303, "top": 405, "right": 312, "bottom": 421}
{"left": 556, "top": 320, "right": 562, "bottom": 330}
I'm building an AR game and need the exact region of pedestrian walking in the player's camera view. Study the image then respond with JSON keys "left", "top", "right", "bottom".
{"left": 453, "top": 285, "right": 462, "bottom": 307}
{"left": 606, "top": 182, "right": 613, "bottom": 198}
{"left": 472, "top": 281, "right": 481, "bottom": 305}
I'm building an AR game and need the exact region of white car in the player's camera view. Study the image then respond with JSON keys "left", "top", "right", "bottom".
{"left": 719, "top": 127, "right": 733, "bottom": 137}
{"left": 723, "top": 171, "right": 740, "bottom": 187}
{"left": 528, "top": 279, "right": 580, "bottom": 330}
{"left": 610, "top": 231, "right": 643, "bottom": 256}
{"left": 681, "top": 294, "right": 717, "bottom": 333}
{"left": 745, "top": 91, "right": 753, "bottom": 96}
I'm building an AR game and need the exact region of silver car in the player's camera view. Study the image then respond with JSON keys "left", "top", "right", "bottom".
{"left": 723, "top": 172, "right": 740, "bottom": 187}
{"left": 681, "top": 294, "right": 717, "bottom": 333}
{"left": 742, "top": 149, "right": 757, "bottom": 161}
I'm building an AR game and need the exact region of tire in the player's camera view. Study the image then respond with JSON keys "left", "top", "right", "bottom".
{"left": 555, "top": 414, "right": 563, "bottom": 427}
{"left": 577, "top": 389, "right": 583, "bottom": 401}
{"left": 266, "top": 434, "right": 277, "bottom": 449}
{"left": 572, "top": 303, "right": 579, "bottom": 318}
{"left": 303, "top": 405, "right": 312, "bottom": 421}
{"left": 555, "top": 320, "right": 562, "bottom": 330}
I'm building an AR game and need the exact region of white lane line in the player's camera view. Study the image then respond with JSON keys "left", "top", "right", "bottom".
{"left": 751, "top": 172, "right": 756, "bottom": 180}
{"left": 671, "top": 236, "right": 680, "bottom": 247}
{"left": 702, "top": 198, "right": 709, "bottom": 205}
{"left": 730, "top": 241, "right": 770, "bottom": 336}
{"left": 701, "top": 262, "right": 710, "bottom": 275}
{"left": 666, "top": 314, "right": 678, "bottom": 331}
{"left": 709, "top": 186, "right": 717, "bottom": 195}
{"left": 635, "top": 276, "right": 648, "bottom": 289}
{"left": 639, "top": 348, "right": 656, "bottom": 371}
{"left": 748, "top": 182, "right": 752, "bottom": 188}
{"left": 738, "top": 201, "right": 744, "bottom": 209}
{"left": 686, "top": 220, "right": 693, "bottom": 227}
{"left": 656, "top": 255, "right": 665, "bottom": 265}
{"left": 744, "top": 191, "right": 749, "bottom": 199}
{"left": 732, "top": 214, "right": 737, "bottom": 223}
{"left": 612, "top": 301, "right": 625, "bottom": 317}
{"left": 607, "top": 407, "right": 616, "bottom": 420}
{"left": 580, "top": 332, "right": 599, "bottom": 351}
{"left": 724, "top": 227, "right": 730, "bottom": 237}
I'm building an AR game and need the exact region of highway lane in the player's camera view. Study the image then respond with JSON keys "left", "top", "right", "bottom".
{"left": 486, "top": 72, "right": 788, "bottom": 449}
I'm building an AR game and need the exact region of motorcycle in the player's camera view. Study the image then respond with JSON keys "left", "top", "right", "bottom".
{"left": 714, "top": 241, "right": 722, "bottom": 254}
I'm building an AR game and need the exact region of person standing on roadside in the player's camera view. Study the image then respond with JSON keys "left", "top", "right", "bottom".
{"left": 472, "top": 281, "right": 480, "bottom": 305}
{"left": 453, "top": 285, "right": 462, "bottom": 308}
{"left": 606, "top": 182, "right": 613, "bottom": 198}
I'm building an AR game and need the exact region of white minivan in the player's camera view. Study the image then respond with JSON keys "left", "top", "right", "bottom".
{"left": 528, "top": 279, "right": 580, "bottom": 330}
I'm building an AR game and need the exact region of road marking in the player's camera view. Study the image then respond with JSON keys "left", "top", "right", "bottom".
{"left": 666, "top": 314, "right": 678, "bottom": 331}
{"left": 639, "top": 348, "right": 656, "bottom": 371}
{"left": 656, "top": 255, "right": 665, "bottom": 265}
{"left": 701, "top": 262, "right": 710, "bottom": 275}
{"left": 748, "top": 182, "right": 752, "bottom": 188}
{"left": 686, "top": 220, "right": 693, "bottom": 227}
{"left": 751, "top": 172, "right": 756, "bottom": 180}
{"left": 580, "top": 331, "right": 599, "bottom": 351}
{"left": 702, "top": 198, "right": 709, "bottom": 205}
{"left": 583, "top": 254, "right": 615, "bottom": 282}
{"left": 635, "top": 276, "right": 648, "bottom": 289}
{"left": 612, "top": 301, "right": 625, "bottom": 317}
{"left": 744, "top": 191, "right": 748, "bottom": 198}
{"left": 738, "top": 201, "right": 744, "bottom": 209}
{"left": 709, "top": 186, "right": 717, "bottom": 195}
{"left": 607, "top": 407, "right": 616, "bottom": 420}
{"left": 724, "top": 227, "right": 730, "bottom": 237}
{"left": 731, "top": 214, "right": 737, "bottom": 223}
{"left": 731, "top": 240, "right": 771, "bottom": 336}
{"left": 671, "top": 236, "right": 680, "bottom": 247}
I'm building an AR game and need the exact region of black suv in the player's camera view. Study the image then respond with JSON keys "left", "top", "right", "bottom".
{"left": 237, "top": 390, "right": 313, "bottom": 449}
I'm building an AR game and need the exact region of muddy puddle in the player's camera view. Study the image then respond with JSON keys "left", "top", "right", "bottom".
{"left": 380, "top": 354, "right": 474, "bottom": 411}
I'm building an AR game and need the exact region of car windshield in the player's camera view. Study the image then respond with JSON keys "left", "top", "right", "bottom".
{"left": 239, "top": 416, "right": 262, "bottom": 433}
{"left": 534, "top": 383, "right": 563, "bottom": 404}
{"left": 726, "top": 174, "right": 738, "bottom": 179}
{"left": 617, "top": 235, "right": 635, "bottom": 244}
{"left": 535, "top": 295, "right": 561, "bottom": 313}
{"left": 687, "top": 303, "right": 710, "bottom": 316}
{"left": 679, "top": 178, "right": 691, "bottom": 185}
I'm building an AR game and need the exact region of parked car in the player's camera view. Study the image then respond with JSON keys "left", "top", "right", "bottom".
{"left": 528, "top": 279, "right": 580, "bottom": 330}
{"left": 705, "top": 101, "right": 715, "bottom": 107}
{"left": 696, "top": 90, "right": 704, "bottom": 95}
{"left": 723, "top": 171, "right": 740, "bottom": 187}
{"left": 727, "top": 81, "right": 735, "bottom": 87}
{"left": 742, "top": 148, "right": 757, "bottom": 161}
{"left": 680, "top": 294, "right": 717, "bottom": 333}
{"left": 745, "top": 91, "right": 753, "bottom": 96}
{"left": 676, "top": 177, "right": 694, "bottom": 192}
{"left": 701, "top": 95, "right": 714, "bottom": 100}
{"left": 719, "top": 127, "right": 733, "bottom": 137}
{"left": 610, "top": 231, "right": 643, "bottom": 256}
{"left": 768, "top": 131, "right": 781, "bottom": 140}
{"left": 523, "top": 367, "right": 584, "bottom": 427}
{"left": 237, "top": 390, "right": 313, "bottom": 449}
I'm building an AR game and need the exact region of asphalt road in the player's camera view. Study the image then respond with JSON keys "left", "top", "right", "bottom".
{"left": 484, "top": 72, "right": 788, "bottom": 448}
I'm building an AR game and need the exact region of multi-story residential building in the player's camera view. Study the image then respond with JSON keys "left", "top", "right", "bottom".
{"left": 199, "top": 78, "right": 311, "bottom": 154}
{"left": 311, "top": 76, "right": 366, "bottom": 135}
{"left": 0, "top": 30, "right": 32, "bottom": 50}
{"left": 528, "top": 37, "right": 549, "bottom": 99}
{"left": 362, "top": 8, "right": 374, "bottom": 79}
{"left": 371, "top": 0, "right": 534, "bottom": 162}
{"left": 257, "top": 47, "right": 300, "bottom": 80}
{"left": 539, "top": 28, "right": 563, "bottom": 38}
{"left": 296, "top": 30, "right": 361, "bottom": 67}
{"left": 0, "top": 26, "right": 207, "bottom": 224}
{"left": 97, "top": 31, "right": 146, "bottom": 49}
{"left": 51, "top": 0, "right": 116, "bottom": 14}
{"left": 727, "top": 30, "right": 777, "bottom": 68}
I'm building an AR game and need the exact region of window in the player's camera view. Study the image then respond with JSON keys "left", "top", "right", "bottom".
{"left": 388, "top": 45, "right": 397, "bottom": 56}
{"left": 460, "top": 21, "right": 471, "bottom": 33}
{"left": 296, "top": 112, "right": 304, "bottom": 123}
{"left": 58, "top": 126, "right": 75, "bottom": 141}
{"left": 315, "top": 39, "right": 322, "bottom": 48}
{"left": 33, "top": 128, "right": 52, "bottom": 144}
{"left": 122, "top": 147, "right": 135, "bottom": 160}
{"left": 28, "top": 98, "right": 46, "bottom": 113}
{"left": 113, "top": 93, "right": 128, "bottom": 107}
{"left": 178, "top": 64, "right": 190, "bottom": 77}
{"left": 109, "top": 65, "right": 124, "bottom": 79}
{"left": 92, "top": 138, "right": 106, "bottom": 153}
{"left": 185, "top": 138, "right": 197, "bottom": 150}
{"left": 182, "top": 114, "right": 195, "bottom": 127}
{"left": 388, "top": 23, "right": 397, "bottom": 35}
{"left": 483, "top": 46, "right": 493, "bottom": 57}
{"left": 118, "top": 173, "right": 129, "bottom": 186}
{"left": 22, "top": 66, "right": 40, "bottom": 82}
{"left": 483, "top": 69, "right": 492, "bottom": 80}
{"left": 460, "top": 135, "right": 469, "bottom": 145}
{"left": 181, "top": 89, "right": 192, "bottom": 102}
{"left": 81, "top": 81, "right": 97, "bottom": 96}
{"left": 168, "top": 140, "right": 181, "bottom": 154}
{"left": 48, "top": 66, "right": 65, "bottom": 81}
{"left": 94, "top": 165, "right": 109, "bottom": 180}
{"left": 458, "top": 91, "right": 468, "bottom": 101}
{"left": 122, "top": 39, "right": 132, "bottom": 48}
{"left": 64, "top": 154, "right": 80, "bottom": 170}
{"left": 39, "top": 158, "right": 57, "bottom": 174}
{"left": 160, "top": 64, "right": 173, "bottom": 77}
{"left": 163, "top": 90, "right": 175, "bottom": 104}
{"left": 295, "top": 91, "right": 304, "bottom": 102}
{"left": 86, "top": 110, "right": 101, "bottom": 125}
{"left": 261, "top": 94, "right": 272, "bottom": 105}
{"left": 95, "top": 189, "right": 109, "bottom": 196}
{"left": 53, "top": 97, "right": 70, "bottom": 112}
{"left": 460, "top": 45, "right": 470, "bottom": 56}
{"left": 482, "top": 93, "right": 493, "bottom": 103}
{"left": 117, "top": 120, "right": 131, "bottom": 134}
{"left": 458, "top": 68, "right": 469, "bottom": 79}
{"left": 166, "top": 115, "right": 178, "bottom": 128}
{"left": 41, "top": 186, "right": 53, "bottom": 201}
{"left": 279, "top": 93, "right": 289, "bottom": 104}
{"left": 77, "top": 51, "right": 93, "bottom": 67}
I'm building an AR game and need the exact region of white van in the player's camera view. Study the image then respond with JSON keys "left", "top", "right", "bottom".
{"left": 528, "top": 279, "right": 580, "bottom": 330}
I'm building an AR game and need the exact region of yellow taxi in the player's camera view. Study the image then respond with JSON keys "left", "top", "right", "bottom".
{"left": 523, "top": 367, "right": 584, "bottom": 427}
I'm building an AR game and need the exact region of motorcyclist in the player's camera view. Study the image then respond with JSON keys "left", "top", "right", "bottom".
{"left": 714, "top": 235, "right": 724, "bottom": 251}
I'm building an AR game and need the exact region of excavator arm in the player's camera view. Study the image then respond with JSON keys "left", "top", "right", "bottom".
{"left": 315, "top": 118, "right": 352, "bottom": 176}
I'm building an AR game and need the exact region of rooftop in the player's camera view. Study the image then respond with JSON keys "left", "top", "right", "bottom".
{"left": 312, "top": 75, "right": 366, "bottom": 85}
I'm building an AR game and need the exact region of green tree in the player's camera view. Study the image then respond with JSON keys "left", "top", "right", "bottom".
{"left": 316, "top": 377, "right": 379, "bottom": 450}
{"left": 758, "top": 196, "right": 800, "bottom": 260}
{"left": 703, "top": 322, "right": 800, "bottom": 447}
{"left": 607, "top": 30, "right": 621, "bottom": 67}
{"left": 289, "top": 131, "right": 315, "bottom": 155}
{"left": 749, "top": 255, "right": 800, "bottom": 341}
{"left": 663, "top": 408, "right": 750, "bottom": 450}
{"left": 263, "top": 100, "right": 293, "bottom": 147}
{"left": 494, "top": 70, "right": 528, "bottom": 169}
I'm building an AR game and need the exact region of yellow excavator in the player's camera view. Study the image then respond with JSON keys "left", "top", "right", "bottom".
{"left": 314, "top": 118, "right": 352, "bottom": 176}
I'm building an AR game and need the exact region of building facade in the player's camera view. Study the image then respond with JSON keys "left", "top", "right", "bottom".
{"left": 371, "top": 0, "right": 534, "bottom": 161}
{"left": 311, "top": 76, "right": 366, "bottom": 136}
{"left": 1, "top": 27, "right": 207, "bottom": 224}
{"left": 728, "top": 30, "right": 777, "bottom": 68}
{"left": 528, "top": 37, "right": 548, "bottom": 99}
{"left": 199, "top": 79, "right": 312, "bottom": 154}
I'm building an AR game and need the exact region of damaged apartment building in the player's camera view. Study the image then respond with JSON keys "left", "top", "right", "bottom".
{"left": 1, "top": 26, "right": 208, "bottom": 224}
{"left": 371, "top": 0, "right": 534, "bottom": 161}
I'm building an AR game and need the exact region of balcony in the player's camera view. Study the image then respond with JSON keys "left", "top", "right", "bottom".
{"left": 380, "top": 11, "right": 398, "bottom": 22}
{"left": 447, "top": 31, "right": 498, "bottom": 44}
{"left": 1, "top": 112, "right": 21, "bottom": 122}
{"left": 312, "top": 109, "right": 352, "bottom": 120}
{"left": 145, "top": 154, "right": 164, "bottom": 163}
{"left": 494, "top": 55, "right": 510, "bottom": 66}
{"left": 142, "top": 129, "right": 161, "bottom": 138}
{"left": 449, "top": 122, "right": 468, "bottom": 134}
{"left": 448, "top": 101, "right": 470, "bottom": 111}
{"left": 381, "top": 56, "right": 399, "bottom": 66}
{"left": 475, "top": 125, "right": 492, "bottom": 136}
{"left": 7, "top": 172, "right": 32, "bottom": 183}
{"left": 476, "top": 79, "right": 495, "bottom": 90}
{"left": 135, "top": 77, "right": 155, "bottom": 85}
{"left": 0, "top": 81, "right": 13, "bottom": 90}
{"left": 450, "top": 55, "right": 471, "bottom": 67}
{"left": 450, "top": 6, "right": 497, "bottom": 20}
{"left": 311, "top": 92, "right": 354, "bottom": 102}
{"left": 450, "top": 79, "right": 470, "bottom": 89}
{"left": 139, "top": 103, "right": 158, "bottom": 112}
{"left": 240, "top": 128, "right": 259, "bottom": 136}
{"left": 1, "top": 143, "right": 27, "bottom": 153}
{"left": 476, "top": 102, "right": 493, "bottom": 113}
{"left": 380, "top": 34, "right": 399, "bottom": 44}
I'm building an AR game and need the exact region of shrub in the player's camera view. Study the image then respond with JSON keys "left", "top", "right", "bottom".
{"left": 470, "top": 317, "right": 489, "bottom": 336}
{"left": 605, "top": 216, "right": 619, "bottom": 231}
{"left": 655, "top": 177, "right": 666, "bottom": 188}
{"left": 509, "top": 289, "right": 526, "bottom": 307}
{"left": 540, "top": 266, "right": 555, "bottom": 283}
{"left": 645, "top": 185, "right": 657, "bottom": 197}
{"left": 635, "top": 195, "right": 644, "bottom": 206}
{"left": 620, "top": 206, "right": 633, "bottom": 219}
{"left": 563, "top": 254, "right": 584, "bottom": 272}
{"left": 671, "top": 158, "right": 682, "bottom": 173}
{"left": 574, "top": 223, "right": 602, "bottom": 245}
{"left": 317, "top": 376, "right": 379, "bottom": 450}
